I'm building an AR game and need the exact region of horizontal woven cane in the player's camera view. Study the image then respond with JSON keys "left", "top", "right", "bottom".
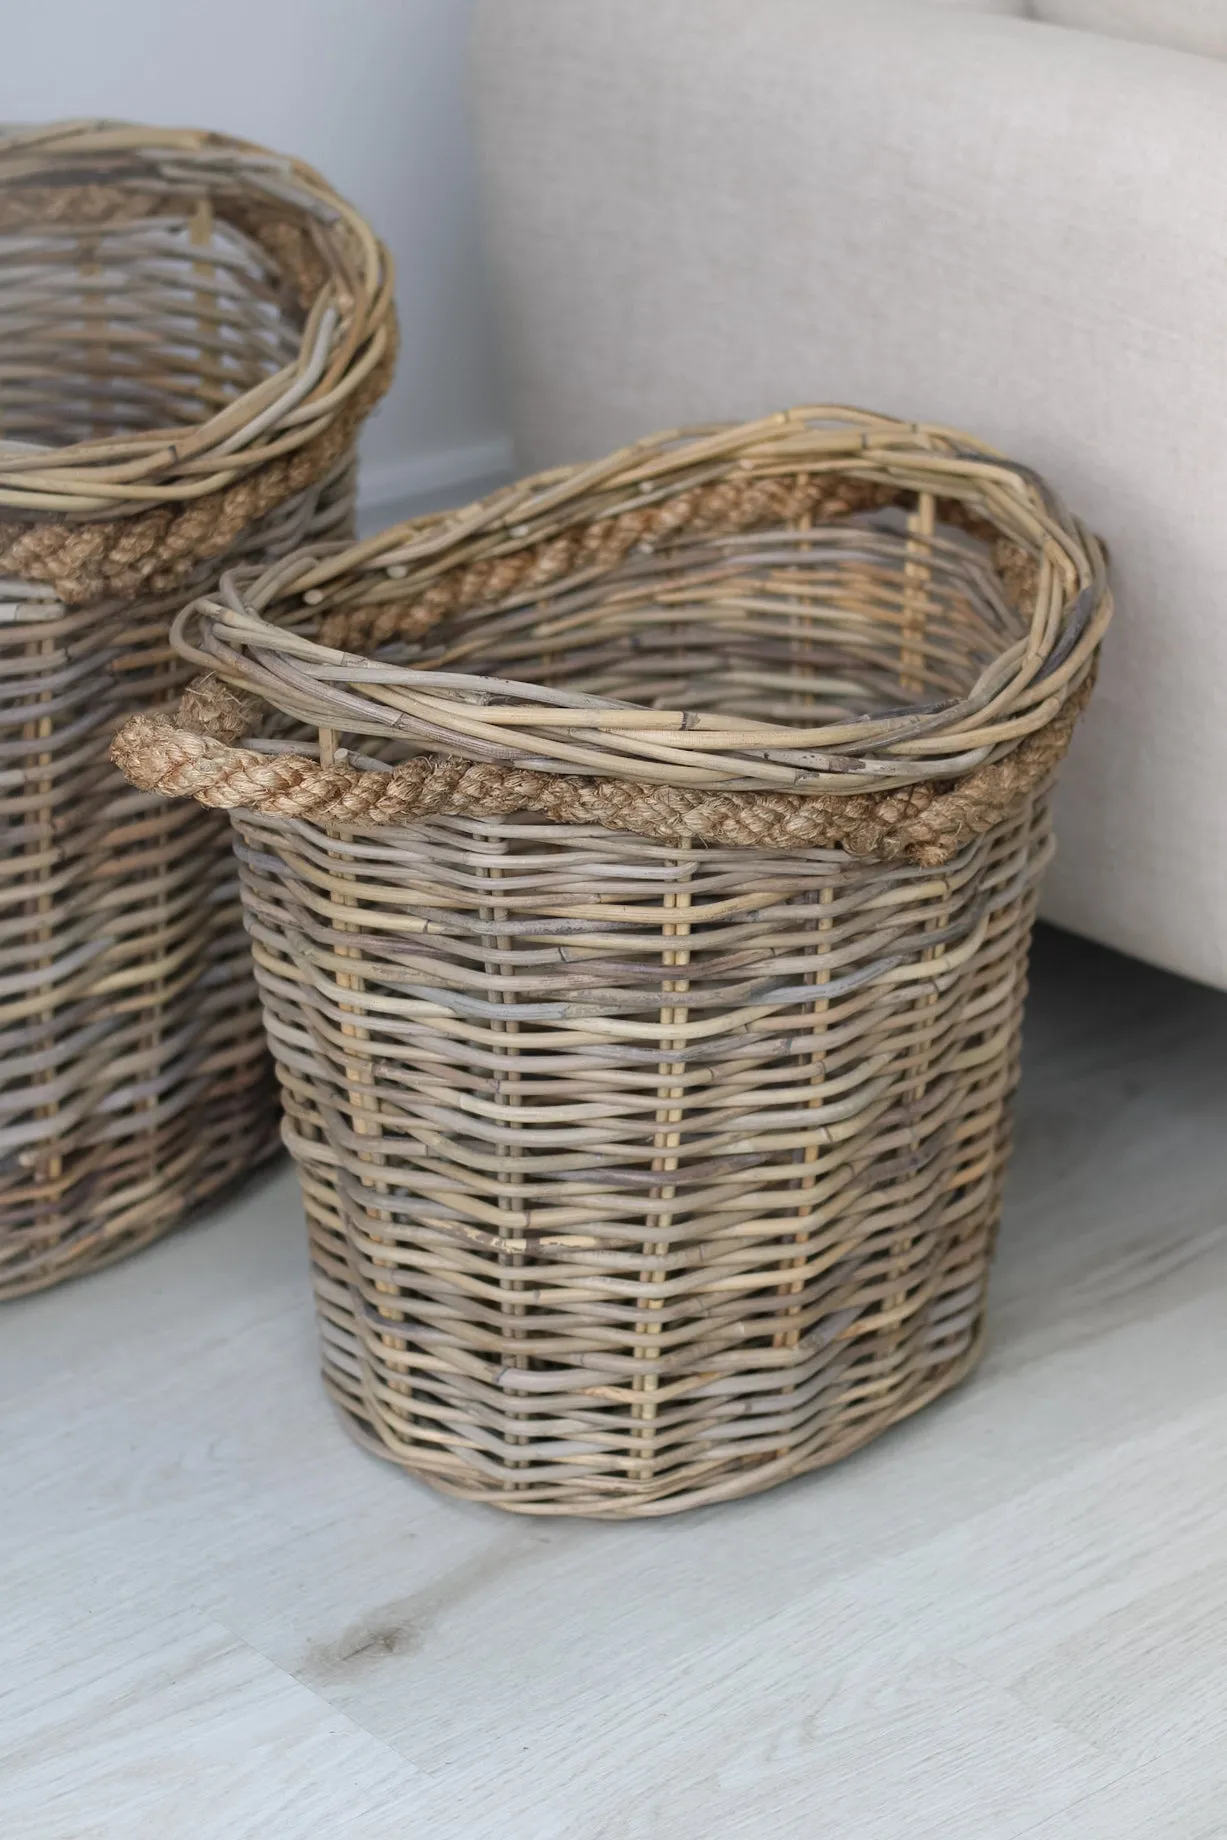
{"left": 115, "top": 407, "right": 1110, "bottom": 1512}
{"left": 0, "top": 121, "right": 393, "bottom": 1297}
{"left": 0, "top": 120, "right": 395, "bottom": 601}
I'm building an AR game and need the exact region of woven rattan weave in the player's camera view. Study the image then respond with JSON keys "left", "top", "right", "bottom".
{"left": 115, "top": 408, "right": 1110, "bottom": 1512}
{"left": 0, "top": 122, "right": 392, "bottom": 1296}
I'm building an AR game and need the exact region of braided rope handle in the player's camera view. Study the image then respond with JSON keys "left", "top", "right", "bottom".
{"left": 111, "top": 670, "right": 1093, "bottom": 866}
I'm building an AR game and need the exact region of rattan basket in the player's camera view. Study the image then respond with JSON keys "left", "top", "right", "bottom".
{"left": 0, "top": 122, "right": 394, "bottom": 1296}
{"left": 115, "top": 408, "right": 1110, "bottom": 1514}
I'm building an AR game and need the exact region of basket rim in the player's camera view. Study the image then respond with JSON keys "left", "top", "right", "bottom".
{"left": 0, "top": 119, "right": 395, "bottom": 515}
{"left": 169, "top": 407, "right": 1111, "bottom": 795}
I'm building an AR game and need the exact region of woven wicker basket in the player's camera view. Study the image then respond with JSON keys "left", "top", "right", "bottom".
{"left": 0, "top": 122, "right": 393, "bottom": 1296}
{"left": 115, "top": 408, "right": 1110, "bottom": 1514}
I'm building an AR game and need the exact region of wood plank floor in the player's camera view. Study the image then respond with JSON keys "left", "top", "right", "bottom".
{"left": 4, "top": 924, "right": 1227, "bottom": 1839}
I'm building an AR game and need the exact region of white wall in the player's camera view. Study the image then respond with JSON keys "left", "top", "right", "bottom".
{"left": 0, "top": 0, "right": 511, "bottom": 522}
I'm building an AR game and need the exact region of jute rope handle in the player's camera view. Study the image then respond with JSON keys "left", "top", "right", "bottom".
{"left": 112, "top": 668, "right": 1094, "bottom": 867}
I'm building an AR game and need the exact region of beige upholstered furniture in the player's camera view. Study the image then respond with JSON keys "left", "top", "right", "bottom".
{"left": 475, "top": 0, "right": 1227, "bottom": 989}
{"left": 1038, "top": 1, "right": 1227, "bottom": 56}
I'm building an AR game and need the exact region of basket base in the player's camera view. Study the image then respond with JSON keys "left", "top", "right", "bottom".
{"left": 322, "top": 1330, "right": 987, "bottom": 1520}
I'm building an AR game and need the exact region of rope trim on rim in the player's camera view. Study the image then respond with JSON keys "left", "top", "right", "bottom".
{"left": 0, "top": 121, "right": 397, "bottom": 600}
{"left": 111, "top": 669, "right": 1093, "bottom": 866}
{"left": 0, "top": 342, "right": 395, "bottom": 605}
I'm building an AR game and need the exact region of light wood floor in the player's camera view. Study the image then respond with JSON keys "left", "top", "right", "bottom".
{"left": 5, "top": 925, "right": 1227, "bottom": 1839}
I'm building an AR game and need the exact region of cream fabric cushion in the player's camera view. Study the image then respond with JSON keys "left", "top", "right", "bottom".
{"left": 1033, "top": 1, "right": 1227, "bottom": 59}
{"left": 475, "top": 0, "right": 1227, "bottom": 989}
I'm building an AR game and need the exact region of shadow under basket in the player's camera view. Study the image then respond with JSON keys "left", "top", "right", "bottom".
{"left": 115, "top": 407, "right": 1110, "bottom": 1514}
{"left": 0, "top": 122, "right": 393, "bottom": 1297}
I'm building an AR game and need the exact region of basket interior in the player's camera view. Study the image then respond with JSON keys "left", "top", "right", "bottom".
{"left": 388, "top": 508, "right": 1024, "bottom": 728}
{"left": 0, "top": 210, "right": 302, "bottom": 449}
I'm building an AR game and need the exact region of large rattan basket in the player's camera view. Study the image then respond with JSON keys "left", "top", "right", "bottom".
{"left": 115, "top": 408, "right": 1110, "bottom": 1515}
{"left": 0, "top": 122, "right": 394, "bottom": 1296}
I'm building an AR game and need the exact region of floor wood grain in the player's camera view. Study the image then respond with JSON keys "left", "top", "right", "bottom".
{"left": 4, "top": 925, "right": 1227, "bottom": 1838}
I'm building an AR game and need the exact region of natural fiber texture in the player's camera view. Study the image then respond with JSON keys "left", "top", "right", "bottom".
{"left": 115, "top": 407, "right": 1110, "bottom": 1512}
{"left": 0, "top": 351, "right": 392, "bottom": 607}
{"left": 0, "top": 121, "right": 394, "bottom": 603}
{"left": 115, "top": 670, "right": 1091, "bottom": 866}
{"left": 0, "top": 120, "right": 392, "bottom": 1298}
{"left": 316, "top": 473, "right": 898, "bottom": 653}
{"left": 0, "top": 461, "right": 357, "bottom": 1296}
{"left": 242, "top": 790, "right": 1049, "bottom": 1515}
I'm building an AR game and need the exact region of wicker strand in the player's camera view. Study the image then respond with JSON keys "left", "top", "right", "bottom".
{"left": 0, "top": 121, "right": 396, "bottom": 602}
{"left": 0, "top": 120, "right": 393, "bottom": 1297}
{"left": 112, "top": 671, "right": 1091, "bottom": 866}
{"left": 108, "top": 408, "right": 1110, "bottom": 1512}
{"left": 316, "top": 475, "right": 899, "bottom": 652}
{"left": 0, "top": 344, "right": 394, "bottom": 605}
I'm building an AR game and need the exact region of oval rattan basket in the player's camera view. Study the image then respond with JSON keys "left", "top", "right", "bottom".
{"left": 0, "top": 122, "right": 394, "bottom": 1296}
{"left": 115, "top": 408, "right": 1110, "bottom": 1514}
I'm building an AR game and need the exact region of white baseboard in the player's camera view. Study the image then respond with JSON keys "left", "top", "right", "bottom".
{"left": 356, "top": 435, "right": 515, "bottom": 533}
